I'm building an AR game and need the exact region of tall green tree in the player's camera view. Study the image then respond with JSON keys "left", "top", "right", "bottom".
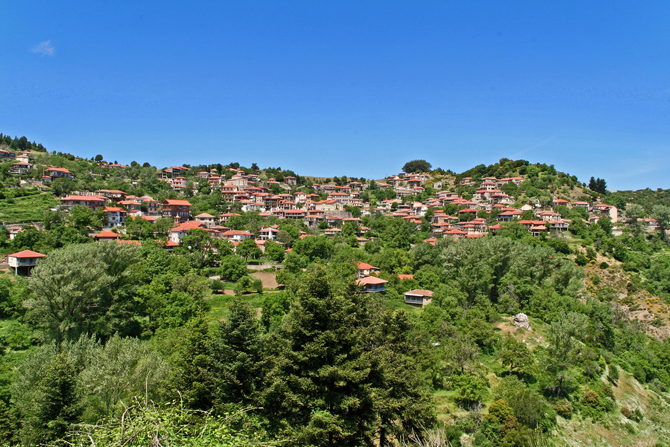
{"left": 209, "top": 298, "right": 266, "bottom": 412}
{"left": 402, "top": 160, "right": 432, "bottom": 173}
{"left": 26, "top": 242, "right": 142, "bottom": 342}
{"left": 367, "top": 309, "right": 434, "bottom": 446}
{"left": 652, "top": 204, "right": 670, "bottom": 241}
{"left": 20, "top": 352, "right": 81, "bottom": 445}
{"left": 263, "top": 267, "right": 374, "bottom": 446}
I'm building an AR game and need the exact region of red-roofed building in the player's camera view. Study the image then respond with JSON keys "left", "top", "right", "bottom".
{"left": 404, "top": 289, "right": 433, "bottom": 307}
{"left": 170, "top": 221, "right": 207, "bottom": 243}
{"left": 94, "top": 231, "right": 121, "bottom": 241}
{"left": 45, "top": 166, "right": 74, "bottom": 179}
{"left": 356, "top": 262, "right": 380, "bottom": 278}
{"left": 59, "top": 195, "right": 106, "bottom": 209}
{"left": 356, "top": 276, "right": 389, "bottom": 293}
{"left": 162, "top": 199, "right": 191, "bottom": 221}
{"left": 222, "top": 230, "right": 253, "bottom": 242}
{"left": 102, "top": 206, "right": 127, "bottom": 227}
{"left": 7, "top": 250, "right": 46, "bottom": 275}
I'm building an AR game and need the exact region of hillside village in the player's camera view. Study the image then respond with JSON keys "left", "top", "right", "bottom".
{"left": 3, "top": 136, "right": 670, "bottom": 446}
{"left": 0, "top": 143, "right": 655, "bottom": 262}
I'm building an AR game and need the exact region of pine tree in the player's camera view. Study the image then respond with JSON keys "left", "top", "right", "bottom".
{"left": 170, "top": 314, "right": 213, "bottom": 410}
{"left": 209, "top": 297, "right": 266, "bottom": 412}
{"left": 367, "top": 308, "right": 434, "bottom": 447}
{"left": 263, "top": 266, "right": 374, "bottom": 446}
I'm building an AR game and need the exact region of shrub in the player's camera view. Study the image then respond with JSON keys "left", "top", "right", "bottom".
{"left": 210, "top": 279, "right": 225, "bottom": 292}
{"left": 576, "top": 254, "right": 589, "bottom": 266}
{"left": 555, "top": 399, "right": 573, "bottom": 419}
{"left": 621, "top": 406, "right": 633, "bottom": 419}
{"left": 582, "top": 390, "right": 600, "bottom": 406}
{"left": 624, "top": 422, "right": 636, "bottom": 434}
{"left": 600, "top": 262, "right": 609, "bottom": 269}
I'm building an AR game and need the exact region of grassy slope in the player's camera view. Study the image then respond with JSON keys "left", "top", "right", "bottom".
{"left": 0, "top": 192, "right": 57, "bottom": 223}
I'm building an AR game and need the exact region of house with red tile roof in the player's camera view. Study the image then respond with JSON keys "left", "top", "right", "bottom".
{"left": 356, "top": 276, "right": 389, "bottom": 293}
{"left": 45, "top": 166, "right": 74, "bottom": 179}
{"left": 10, "top": 161, "right": 32, "bottom": 174}
{"left": 170, "top": 221, "right": 207, "bottom": 243}
{"left": 312, "top": 200, "right": 340, "bottom": 212}
{"left": 404, "top": 289, "right": 433, "bottom": 307}
{"left": 259, "top": 226, "right": 279, "bottom": 241}
{"left": 356, "top": 262, "right": 380, "bottom": 278}
{"left": 94, "top": 231, "right": 121, "bottom": 241}
{"left": 162, "top": 199, "right": 191, "bottom": 222}
{"left": 222, "top": 230, "right": 253, "bottom": 242}
{"left": 59, "top": 195, "right": 107, "bottom": 209}
{"left": 7, "top": 250, "right": 46, "bottom": 276}
{"left": 102, "top": 206, "right": 127, "bottom": 227}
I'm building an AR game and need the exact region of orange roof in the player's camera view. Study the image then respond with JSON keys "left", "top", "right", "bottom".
{"left": 356, "top": 276, "right": 389, "bottom": 286}
{"left": 117, "top": 240, "right": 141, "bottom": 246}
{"left": 60, "top": 195, "right": 105, "bottom": 201}
{"left": 7, "top": 249, "right": 46, "bottom": 258}
{"left": 172, "top": 221, "right": 206, "bottom": 232}
{"left": 223, "top": 230, "right": 253, "bottom": 236}
{"left": 164, "top": 199, "right": 192, "bottom": 206}
{"left": 103, "top": 206, "right": 126, "bottom": 213}
{"left": 398, "top": 274, "right": 414, "bottom": 280}
{"left": 356, "top": 262, "right": 376, "bottom": 270}
{"left": 405, "top": 289, "right": 434, "bottom": 297}
{"left": 94, "top": 231, "right": 120, "bottom": 239}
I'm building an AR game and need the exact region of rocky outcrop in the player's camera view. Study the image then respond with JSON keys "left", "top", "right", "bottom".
{"left": 513, "top": 313, "right": 531, "bottom": 330}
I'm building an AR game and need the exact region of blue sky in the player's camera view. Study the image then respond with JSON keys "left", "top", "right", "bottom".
{"left": 2, "top": 1, "right": 669, "bottom": 190}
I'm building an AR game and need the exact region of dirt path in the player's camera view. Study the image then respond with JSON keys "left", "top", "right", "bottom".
{"left": 250, "top": 272, "right": 279, "bottom": 289}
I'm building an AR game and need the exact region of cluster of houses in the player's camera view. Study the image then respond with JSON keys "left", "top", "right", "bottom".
{"left": 353, "top": 261, "right": 433, "bottom": 306}
{"left": 51, "top": 170, "right": 630, "bottom": 250}
{"left": 8, "top": 160, "right": 656, "bottom": 281}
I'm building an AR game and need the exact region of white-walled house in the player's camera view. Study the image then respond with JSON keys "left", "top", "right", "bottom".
{"left": 7, "top": 250, "right": 46, "bottom": 276}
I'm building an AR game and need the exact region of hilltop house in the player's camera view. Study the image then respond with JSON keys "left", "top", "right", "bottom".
{"left": 7, "top": 250, "right": 46, "bottom": 276}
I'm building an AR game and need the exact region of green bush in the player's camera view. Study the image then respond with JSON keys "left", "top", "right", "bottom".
{"left": 600, "top": 262, "right": 609, "bottom": 269}
{"left": 555, "top": 399, "right": 573, "bottom": 419}
{"left": 576, "top": 254, "right": 589, "bottom": 266}
{"left": 608, "top": 365, "right": 620, "bottom": 384}
{"left": 210, "top": 279, "right": 225, "bottom": 291}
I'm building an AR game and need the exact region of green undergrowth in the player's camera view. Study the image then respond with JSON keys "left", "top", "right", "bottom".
{"left": 0, "top": 192, "right": 57, "bottom": 223}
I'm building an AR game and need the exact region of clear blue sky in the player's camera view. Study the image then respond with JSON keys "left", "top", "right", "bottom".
{"left": 2, "top": 1, "right": 669, "bottom": 190}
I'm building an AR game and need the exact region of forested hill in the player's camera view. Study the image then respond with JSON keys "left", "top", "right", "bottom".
{"left": 1, "top": 136, "right": 670, "bottom": 446}
{"left": 609, "top": 188, "right": 670, "bottom": 209}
